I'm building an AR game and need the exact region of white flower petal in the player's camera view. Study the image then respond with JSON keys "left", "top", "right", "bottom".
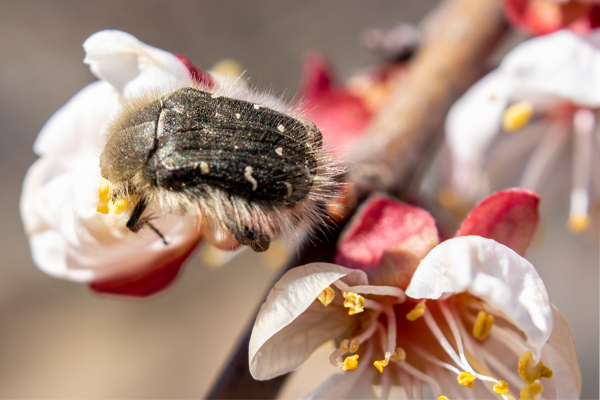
{"left": 445, "top": 71, "right": 509, "bottom": 197}
{"left": 22, "top": 30, "right": 205, "bottom": 292}
{"left": 83, "top": 30, "right": 191, "bottom": 97}
{"left": 405, "top": 236, "right": 552, "bottom": 353}
{"left": 539, "top": 306, "right": 582, "bottom": 399}
{"left": 502, "top": 29, "right": 600, "bottom": 107}
{"left": 249, "top": 263, "right": 368, "bottom": 380}
{"left": 33, "top": 81, "right": 118, "bottom": 166}
{"left": 301, "top": 362, "right": 378, "bottom": 399}
{"left": 446, "top": 71, "right": 509, "bottom": 161}
{"left": 21, "top": 159, "right": 200, "bottom": 283}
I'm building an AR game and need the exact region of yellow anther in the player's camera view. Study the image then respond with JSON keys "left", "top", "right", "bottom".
{"left": 343, "top": 292, "right": 365, "bottom": 315}
{"left": 493, "top": 380, "right": 509, "bottom": 394}
{"left": 567, "top": 214, "right": 590, "bottom": 233}
{"left": 260, "top": 240, "right": 288, "bottom": 269}
{"left": 518, "top": 352, "right": 553, "bottom": 384}
{"left": 438, "top": 187, "right": 459, "bottom": 209}
{"left": 110, "top": 197, "right": 131, "bottom": 214}
{"left": 457, "top": 371, "right": 476, "bottom": 388}
{"left": 97, "top": 177, "right": 130, "bottom": 215}
{"left": 502, "top": 101, "right": 534, "bottom": 132}
{"left": 97, "top": 178, "right": 111, "bottom": 214}
{"left": 438, "top": 396, "right": 450, "bottom": 400}
{"left": 339, "top": 339, "right": 350, "bottom": 353}
{"left": 341, "top": 354, "right": 359, "bottom": 371}
{"left": 211, "top": 58, "right": 244, "bottom": 78}
{"left": 99, "top": 177, "right": 110, "bottom": 196}
{"left": 317, "top": 286, "right": 335, "bottom": 306}
{"left": 373, "top": 359, "right": 388, "bottom": 373}
{"left": 542, "top": 367, "right": 553, "bottom": 379}
{"left": 520, "top": 382, "right": 544, "bottom": 400}
{"left": 437, "top": 188, "right": 470, "bottom": 218}
{"left": 349, "top": 338, "right": 360, "bottom": 353}
{"left": 472, "top": 310, "right": 494, "bottom": 340}
{"left": 406, "top": 300, "right": 426, "bottom": 321}
{"left": 390, "top": 347, "right": 406, "bottom": 363}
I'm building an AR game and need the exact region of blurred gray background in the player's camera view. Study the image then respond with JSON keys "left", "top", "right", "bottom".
{"left": 0, "top": 1, "right": 597, "bottom": 398}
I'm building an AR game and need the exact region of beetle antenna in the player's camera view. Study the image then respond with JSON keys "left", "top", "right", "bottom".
{"left": 147, "top": 221, "right": 169, "bottom": 245}
{"left": 146, "top": 222, "right": 169, "bottom": 245}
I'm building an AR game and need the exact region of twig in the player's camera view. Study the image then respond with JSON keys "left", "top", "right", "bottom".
{"left": 349, "top": 0, "right": 508, "bottom": 197}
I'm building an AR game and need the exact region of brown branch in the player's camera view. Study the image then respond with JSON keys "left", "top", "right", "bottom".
{"left": 349, "top": 0, "right": 508, "bottom": 197}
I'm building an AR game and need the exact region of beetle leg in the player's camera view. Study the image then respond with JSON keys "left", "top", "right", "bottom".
{"left": 126, "top": 198, "right": 148, "bottom": 232}
{"left": 232, "top": 226, "right": 271, "bottom": 252}
{"left": 127, "top": 198, "right": 169, "bottom": 245}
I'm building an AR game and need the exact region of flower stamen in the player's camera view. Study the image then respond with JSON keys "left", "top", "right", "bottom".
{"left": 329, "top": 338, "right": 353, "bottom": 367}
{"left": 317, "top": 286, "right": 335, "bottom": 306}
{"left": 384, "top": 307, "right": 398, "bottom": 361}
{"left": 329, "top": 340, "right": 349, "bottom": 366}
{"left": 340, "top": 339, "right": 350, "bottom": 353}
{"left": 340, "top": 354, "right": 359, "bottom": 371}
{"left": 518, "top": 351, "right": 553, "bottom": 384}
{"left": 343, "top": 292, "right": 365, "bottom": 315}
{"left": 422, "top": 306, "right": 508, "bottom": 393}
{"left": 376, "top": 347, "right": 407, "bottom": 373}
{"left": 390, "top": 347, "right": 406, "bottom": 363}
{"left": 493, "top": 380, "right": 509, "bottom": 394}
{"left": 406, "top": 300, "right": 427, "bottom": 321}
{"left": 502, "top": 101, "right": 534, "bottom": 132}
{"left": 97, "top": 177, "right": 130, "bottom": 215}
{"left": 520, "top": 120, "right": 568, "bottom": 191}
{"left": 520, "top": 382, "right": 544, "bottom": 400}
{"left": 472, "top": 310, "right": 494, "bottom": 340}
{"left": 422, "top": 310, "right": 465, "bottom": 369}
{"left": 567, "top": 213, "right": 591, "bottom": 232}
{"left": 568, "top": 108, "right": 594, "bottom": 233}
{"left": 374, "top": 357, "right": 389, "bottom": 373}
{"left": 457, "top": 371, "right": 476, "bottom": 388}
{"left": 349, "top": 337, "right": 360, "bottom": 353}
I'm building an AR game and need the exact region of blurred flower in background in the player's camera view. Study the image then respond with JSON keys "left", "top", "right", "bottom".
{"left": 298, "top": 53, "right": 373, "bottom": 161}
{"left": 504, "top": 0, "right": 600, "bottom": 35}
{"left": 20, "top": 30, "right": 213, "bottom": 297}
{"left": 298, "top": 49, "right": 409, "bottom": 162}
{"left": 249, "top": 189, "right": 581, "bottom": 399}
{"left": 443, "top": 29, "right": 600, "bottom": 233}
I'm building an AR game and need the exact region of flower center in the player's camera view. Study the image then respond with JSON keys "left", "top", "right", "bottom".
{"left": 97, "top": 177, "right": 130, "bottom": 215}
{"left": 318, "top": 287, "right": 554, "bottom": 399}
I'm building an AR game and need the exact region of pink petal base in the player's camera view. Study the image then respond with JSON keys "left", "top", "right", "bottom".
{"left": 174, "top": 54, "right": 214, "bottom": 88}
{"left": 90, "top": 241, "right": 200, "bottom": 297}
{"left": 456, "top": 188, "right": 539, "bottom": 256}
{"left": 504, "top": 0, "right": 600, "bottom": 35}
{"left": 335, "top": 195, "right": 439, "bottom": 288}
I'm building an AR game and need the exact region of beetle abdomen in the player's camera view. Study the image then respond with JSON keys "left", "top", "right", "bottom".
{"left": 145, "top": 88, "right": 322, "bottom": 206}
